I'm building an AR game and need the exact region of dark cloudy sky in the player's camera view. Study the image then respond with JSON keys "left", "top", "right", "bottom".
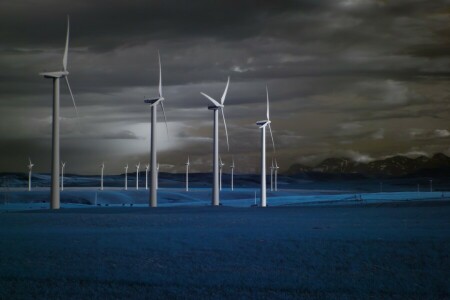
{"left": 1, "top": 0, "right": 449, "bottom": 174}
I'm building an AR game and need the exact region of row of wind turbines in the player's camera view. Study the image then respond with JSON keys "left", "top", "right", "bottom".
{"left": 27, "top": 156, "right": 280, "bottom": 192}
{"left": 39, "top": 16, "right": 280, "bottom": 209}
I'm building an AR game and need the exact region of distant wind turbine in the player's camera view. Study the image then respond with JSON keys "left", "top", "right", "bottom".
{"left": 230, "top": 157, "right": 235, "bottom": 191}
{"left": 144, "top": 51, "right": 169, "bottom": 207}
{"left": 27, "top": 158, "right": 34, "bottom": 192}
{"left": 274, "top": 159, "right": 280, "bottom": 192}
{"left": 100, "top": 162, "right": 104, "bottom": 191}
{"left": 219, "top": 157, "right": 225, "bottom": 191}
{"left": 270, "top": 158, "right": 274, "bottom": 192}
{"left": 200, "top": 77, "right": 230, "bottom": 205}
{"left": 185, "top": 156, "right": 190, "bottom": 192}
{"left": 61, "top": 161, "right": 66, "bottom": 191}
{"left": 136, "top": 162, "right": 140, "bottom": 190}
{"left": 145, "top": 164, "right": 149, "bottom": 190}
{"left": 256, "top": 86, "right": 275, "bottom": 207}
{"left": 124, "top": 164, "right": 128, "bottom": 190}
{"left": 156, "top": 163, "right": 160, "bottom": 190}
{"left": 39, "top": 16, "right": 78, "bottom": 209}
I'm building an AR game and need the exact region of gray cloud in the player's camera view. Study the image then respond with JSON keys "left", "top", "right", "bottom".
{"left": 0, "top": 0, "right": 449, "bottom": 174}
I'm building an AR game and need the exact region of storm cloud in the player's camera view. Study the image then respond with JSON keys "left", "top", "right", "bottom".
{"left": 0, "top": 0, "right": 449, "bottom": 174}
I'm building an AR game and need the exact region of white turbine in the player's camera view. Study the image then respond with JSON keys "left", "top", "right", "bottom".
{"left": 230, "top": 156, "right": 235, "bottom": 191}
{"left": 27, "top": 157, "right": 34, "bottom": 192}
{"left": 145, "top": 164, "right": 149, "bottom": 190}
{"left": 256, "top": 86, "right": 275, "bottom": 207}
{"left": 61, "top": 161, "right": 66, "bottom": 191}
{"left": 270, "top": 158, "right": 274, "bottom": 192}
{"left": 100, "top": 162, "right": 104, "bottom": 191}
{"left": 219, "top": 157, "right": 225, "bottom": 191}
{"left": 156, "top": 163, "right": 160, "bottom": 190}
{"left": 185, "top": 156, "right": 190, "bottom": 192}
{"left": 275, "top": 159, "right": 280, "bottom": 192}
{"left": 124, "top": 164, "right": 128, "bottom": 190}
{"left": 144, "top": 51, "right": 169, "bottom": 207}
{"left": 136, "top": 162, "right": 140, "bottom": 190}
{"left": 39, "top": 16, "right": 78, "bottom": 209}
{"left": 200, "top": 77, "right": 230, "bottom": 205}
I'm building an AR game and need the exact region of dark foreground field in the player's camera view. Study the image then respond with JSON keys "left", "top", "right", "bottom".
{"left": 0, "top": 202, "right": 449, "bottom": 299}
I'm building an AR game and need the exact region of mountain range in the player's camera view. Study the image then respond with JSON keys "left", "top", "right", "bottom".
{"left": 285, "top": 153, "right": 450, "bottom": 178}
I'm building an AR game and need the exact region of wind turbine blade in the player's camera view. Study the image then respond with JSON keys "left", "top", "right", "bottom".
{"left": 160, "top": 101, "right": 169, "bottom": 138}
{"left": 221, "top": 76, "right": 230, "bottom": 105}
{"left": 200, "top": 92, "right": 221, "bottom": 107}
{"left": 221, "top": 108, "right": 230, "bottom": 151}
{"left": 65, "top": 77, "right": 78, "bottom": 117}
{"left": 158, "top": 50, "right": 162, "bottom": 98}
{"left": 63, "top": 16, "right": 70, "bottom": 71}
{"left": 28, "top": 157, "right": 32, "bottom": 165}
{"left": 268, "top": 123, "right": 275, "bottom": 153}
{"left": 266, "top": 85, "right": 270, "bottom": 120}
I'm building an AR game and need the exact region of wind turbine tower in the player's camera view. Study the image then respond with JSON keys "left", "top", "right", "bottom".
{"left": 270, "top": 159, "right": 274, "bottom": 191}
{"left": 230, "top": 157, "right": 235, "bottom": 191}
{"left": 143, "top": 51, "right": 169, "bottom": 207}
{"left": 156, "top": 163, "right": 160, "bottom": 190}
{"left": 275, "top": 159, "right": 280, "bottom": 192}
{"left": 256, "top": 86, "right": 275, "bottom": 207}
{"left": 39, "top": 16, "right": 78, "bottom": 209}
{"left": 61, "top": 161, "right": 66, "bottom": 191}
{"left": 185, "top": 156, "right": 190, "bottom": 192}
{"left": 136, "top": 162, "right": 140, "bottom": 190}
{"left": 100, "top": 162, "right": 104, "bottom": 191}
{"left": 219, "top": 157, "right": 225, "bottom": 191}
{"left": 124, "top": 164, "right": 128, "bottom": 190}
{"left": 27, "top": 158, "right": 34, "bottom": 192}
{"left": 200, "top": 77, "right": 230, "bottom": 206}
{"left": 145, "top": 164, "right": 149, "bottom": 190}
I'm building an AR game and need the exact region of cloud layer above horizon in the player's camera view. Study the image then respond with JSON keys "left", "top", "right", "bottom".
{"left": 1, "top": 0, "right": 449, "bottom": 174}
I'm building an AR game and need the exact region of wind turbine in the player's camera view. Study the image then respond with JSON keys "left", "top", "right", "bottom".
{"left": 219, "top": 157, "right": 225, "bottom": 191}
{"left": 136, "top": 162, "right": 140, "bottom": 190}
{"left": 145, "top": 164, "right": 149, "bottom": 190}
{"left": 61, "top": 161, "right": 66, "bottom": 191}
{"left": 27, "top": 158, "right": 34, "bottom": 192}
{"left": 185, "top": 156, "right": 190, "bottom": 192}
{"left": 100, "top": 162, "right": 104, "bottom": 191}
{"left": 230, "top": 157, "right": 235, "bottom": 191}
{"left": 200, "top": 77, "right": 230, "bottom": 206}
{"left": 124, "top": 164, "right": 128, "bottom": 190}
{"left": 144, "top": 51, "right": 169, "bottom": 207}
{"left": 156, "top": 163, "right": 160, "bottom": 190}
{"left": 39, "top": 16, "right": 78, "bottom": 209}
{"left": 256, "top": 86, "right": 275, "bottom": 207}
{"left": 270, "top": 158, "right": 274, "bottom": 192}
{"left": 274, "top": 159, "right": 280, "bottom": 192}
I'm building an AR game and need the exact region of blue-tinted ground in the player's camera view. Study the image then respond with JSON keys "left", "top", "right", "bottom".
{"left": 1, "top": 202, "right": 449, "bottom": 299}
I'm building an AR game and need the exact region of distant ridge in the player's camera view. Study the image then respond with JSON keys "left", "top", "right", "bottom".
{"left": 285, "top": 153, "right": 450, "bottom": 178}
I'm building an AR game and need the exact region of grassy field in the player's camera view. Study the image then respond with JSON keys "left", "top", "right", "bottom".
{"left": 0, "top": 201, "right": 449, "bottom": 299}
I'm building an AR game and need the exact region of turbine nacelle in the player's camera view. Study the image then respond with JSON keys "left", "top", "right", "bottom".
{"left": 256, "top": 120, "right": 271, "bottom": 128}
{"left": 144, "top": 97, "right": 164, "bottom": 106}
{"left": 39, "top": 70, "right": 69, "bottom": 78}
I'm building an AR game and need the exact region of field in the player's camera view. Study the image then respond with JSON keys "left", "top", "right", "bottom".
{"left": 1, "top": 200, "right": 449, "bottom": 299}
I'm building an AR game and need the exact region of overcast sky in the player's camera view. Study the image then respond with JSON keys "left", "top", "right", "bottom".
{"left": 1, "top": 0, "right": 449, "bottom": 174}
